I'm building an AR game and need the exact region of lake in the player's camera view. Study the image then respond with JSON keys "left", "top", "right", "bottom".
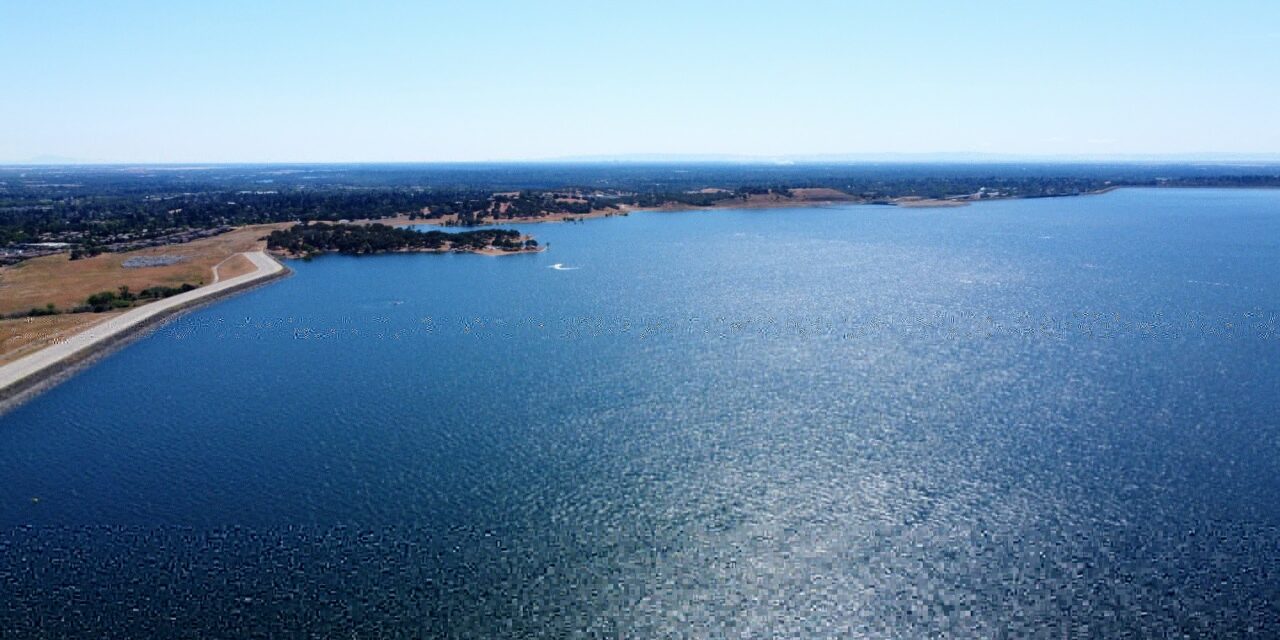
{"left": 2, "top": 188, "right": 1278, "bottom": 637}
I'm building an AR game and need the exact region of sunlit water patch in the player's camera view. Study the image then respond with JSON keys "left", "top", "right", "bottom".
{"left": 2, "top": 189, "right": 1279, "bottom": 637}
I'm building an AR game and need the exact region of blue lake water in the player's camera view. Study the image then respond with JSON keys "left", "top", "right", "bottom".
{"left": 2, "top": 188, "right": 1279, "bottom": 636}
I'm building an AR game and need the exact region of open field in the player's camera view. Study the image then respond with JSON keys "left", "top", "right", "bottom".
{"left": 0, "top": 223, "right": 288, "bottom": 362}
{"left": 212, "top": 253, "right": 257, "bottom": 281}
{"left": 788, "top": 188, "right": 860, "bottom": 201}
{"left": 0, "top": 223, "right": 288, "bottom": 317}
{"left": 0, "top": 313, "right": 122, "bottom": 367}
{"left": 893, "top": 196, "right": 970, "bottom": 208}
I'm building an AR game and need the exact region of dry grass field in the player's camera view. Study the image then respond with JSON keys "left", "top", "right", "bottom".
{"left": 0, "top": 224, "right": 286, "bottom": 316}
{"left": 788, "top": 188, "right": 860, "bottom": 201}
{"left": 0, "top": 312, "right": 122, "bottom": 366}
{"left": 0, "top": 223, "right": 289, "bottom": 362}
{"left": 213, "top": 252, "right": 257, "bottom": 281}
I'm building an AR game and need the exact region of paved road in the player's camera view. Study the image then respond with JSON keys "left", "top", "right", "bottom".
{"left": 0, "top": 251, "right": 284, "bottom": 396}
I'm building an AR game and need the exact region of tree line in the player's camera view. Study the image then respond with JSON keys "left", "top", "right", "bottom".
{"left": 265, "top": 223, "right": 535, "bottom": 257}
{"left": 4, "top": 163, "right": 1279, "bottom": 252}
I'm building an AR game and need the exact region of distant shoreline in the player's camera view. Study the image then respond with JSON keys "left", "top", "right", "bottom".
{"left": 0, "top": 251, "right": 288, "bottom": 415}
{"left": 362, "top": 184, "right": 1139, "bottom": 228}
{"left": 269, "top": 242, "right": 545, "bottom": 260}
{"left": 265, "top": 224, "right": 544, "bottom": 259}
{"left": 0, "top": 183, "right": 1253, "bottom": 413}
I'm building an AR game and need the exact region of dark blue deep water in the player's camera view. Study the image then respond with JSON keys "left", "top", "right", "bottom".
{"left": 2, "top": 189, "right": 1279, "bottom": 637}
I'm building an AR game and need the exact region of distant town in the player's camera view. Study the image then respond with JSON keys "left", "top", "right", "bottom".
{"left": 3, "top": 162, "right": 1278, "bottom": 264}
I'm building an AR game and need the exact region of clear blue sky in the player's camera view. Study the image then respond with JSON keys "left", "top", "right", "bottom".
{"left": 2, "top": 1, "right": 1278, "bottom": 163}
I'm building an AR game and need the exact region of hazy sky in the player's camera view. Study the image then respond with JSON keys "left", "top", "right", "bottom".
{"left": 2, "top": 1, "right": 1278, "bottom": 163}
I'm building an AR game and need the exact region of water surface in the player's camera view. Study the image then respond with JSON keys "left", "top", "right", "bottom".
{"left": 2, "top": 189, "right": 1279, "bottom": 637}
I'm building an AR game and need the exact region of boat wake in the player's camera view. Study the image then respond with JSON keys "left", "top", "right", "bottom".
{"left": 550, "top": 263, "right": 579, "bottom": 271}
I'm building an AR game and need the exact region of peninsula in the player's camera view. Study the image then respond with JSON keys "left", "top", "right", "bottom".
{"left": 266, "top": 222, "right": 540, "bottom": 258}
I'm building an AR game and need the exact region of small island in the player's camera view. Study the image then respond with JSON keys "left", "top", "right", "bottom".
{"left": 265, "top": 222, "right": 541, "bottom": 258}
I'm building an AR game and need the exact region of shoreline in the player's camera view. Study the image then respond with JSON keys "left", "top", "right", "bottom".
{"left": 269, "top": 241, "right": 545, "bottom": 260}
{"left": 0, "top": 251, "right": 289, "bottom": 416}
{"left": 0, "top": 184, "right": 1197, "bottom": 414}
{"left": 363, "top": 185, "right": 1137, "bottom": 228}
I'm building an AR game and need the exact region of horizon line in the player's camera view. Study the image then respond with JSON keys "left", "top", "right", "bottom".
{"left": 6, "top": 151, "right": 1280, "bottom": 168}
